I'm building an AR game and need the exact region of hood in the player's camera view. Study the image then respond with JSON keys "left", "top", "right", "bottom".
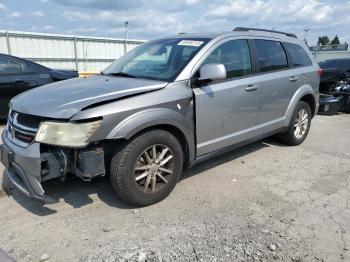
{"left": 12, "top": 75, "right": 168, "bottom": 119}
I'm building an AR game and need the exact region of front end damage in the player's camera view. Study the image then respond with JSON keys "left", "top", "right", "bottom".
{"left": 0, "top": 112, "right": 106, "bottom": 203}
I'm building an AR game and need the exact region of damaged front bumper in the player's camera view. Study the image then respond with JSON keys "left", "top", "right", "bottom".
{"left": 1, "top": 129, "right": 105, "bottom": 204}
{"left": 1, "top": 131, "right": 56, "bottom": 203}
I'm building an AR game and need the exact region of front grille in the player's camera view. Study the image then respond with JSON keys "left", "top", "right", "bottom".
{"left": 16, "top": 113, "right": 43, "bottom": 129}
{"left": 14, "top": 130, "right": 35, "bottom": 143}
{"left": 8, "top": 123, "right": 36, "bottom": 144}
{"left": 7, "top": 111, "right": 44, "bottom": 146}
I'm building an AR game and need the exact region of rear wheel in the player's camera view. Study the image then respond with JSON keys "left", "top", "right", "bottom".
{"left": 279, "top": 101, "right": 311, "bottom": 146}
{"left": 110, "top": 129, "right": 183, "bottom": 206}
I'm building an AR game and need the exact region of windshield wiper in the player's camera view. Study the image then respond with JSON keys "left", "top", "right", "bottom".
{"left": 106, "top": 72, "right": 138, "bottom": 78}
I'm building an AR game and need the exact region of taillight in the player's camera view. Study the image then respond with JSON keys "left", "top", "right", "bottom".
{"left": 317, "top": 68, "right": 323, "bottom": 77}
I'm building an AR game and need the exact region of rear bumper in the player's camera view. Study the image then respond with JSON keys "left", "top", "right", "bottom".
{"left": 1, "top": 130, "right": 57, "bottom": 203}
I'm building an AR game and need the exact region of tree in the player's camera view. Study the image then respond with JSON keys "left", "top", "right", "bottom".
{"left": 331, "top": 35, "right": 340, "bottom": 45}
{"left": 317, "top": 36, "right": 330, "bottom": 46}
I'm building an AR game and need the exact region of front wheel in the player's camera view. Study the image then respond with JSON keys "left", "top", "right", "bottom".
{"left": 110, "top": 129, "right": 183, "bottom": 206}
{"left": 279, "top": 101, "right": 312, "bottom": 146}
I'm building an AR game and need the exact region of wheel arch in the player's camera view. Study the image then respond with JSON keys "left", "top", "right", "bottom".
{"left": 300, "top": 93, "right": 316, "bottom": 117}
{"left": 106, "top": 108, "right": 195, "bottom": 163}
{"left": 284, "top": 84, "right": 316, "bottom": 126}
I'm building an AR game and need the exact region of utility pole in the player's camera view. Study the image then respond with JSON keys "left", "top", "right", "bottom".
{"left": 124, "top": 21, "right": 129, "bottom": 54}
{"left": 303, "top": 28, "right": 310, "bottom": 45}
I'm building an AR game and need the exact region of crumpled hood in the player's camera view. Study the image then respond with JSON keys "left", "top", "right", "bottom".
{"left": 12, "top": 75, "right": 168, "bottom": 119}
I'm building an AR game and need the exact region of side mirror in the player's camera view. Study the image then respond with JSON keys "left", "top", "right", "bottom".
{"left": 196, "top": 63, "right": 226, "bottom": 85}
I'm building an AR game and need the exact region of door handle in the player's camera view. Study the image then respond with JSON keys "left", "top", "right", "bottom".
{"left": 245, "top": 84, "right": 258, "bottom": 92}
{"left": 14, "top": 79, "right": 25, "bottom": 83}
{"left": 289, "top": 76, "right": 298, "bottom": 82}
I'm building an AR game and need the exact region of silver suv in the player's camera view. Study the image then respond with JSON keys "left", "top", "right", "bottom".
{"left": 0, "top": 28, "right": 320, "bottom": 206}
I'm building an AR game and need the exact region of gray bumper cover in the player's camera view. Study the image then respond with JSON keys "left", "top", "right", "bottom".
{"left": 1, "top": 131, "right": 57, "bottom": 203}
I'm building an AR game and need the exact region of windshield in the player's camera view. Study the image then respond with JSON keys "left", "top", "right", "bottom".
{"left": 102, "top": 38, "right": 210, "bottom": 81}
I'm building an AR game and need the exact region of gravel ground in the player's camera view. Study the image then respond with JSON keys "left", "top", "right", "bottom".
{"left": 0, "top": 114, "right": 349, "bottom": 262}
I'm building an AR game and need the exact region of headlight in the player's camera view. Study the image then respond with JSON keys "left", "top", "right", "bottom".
{"left": 35, "top": 120, "right": 101, "bottom": 147}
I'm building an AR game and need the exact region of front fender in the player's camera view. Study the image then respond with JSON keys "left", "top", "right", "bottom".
{"left": 283, "top": 84, "right": 316, "bottom": 126}
{"left": 107, "top": 108, "right": 195, "bottom": 161}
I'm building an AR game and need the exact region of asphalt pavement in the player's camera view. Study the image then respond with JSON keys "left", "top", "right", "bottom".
{"left": 0, "top": 114, "right": 349, "bottom": 262}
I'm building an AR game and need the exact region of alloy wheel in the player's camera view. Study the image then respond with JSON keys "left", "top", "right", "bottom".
{"left": 134, "top": 144, "right": 175, "bottom": 194}
{"left": 294, "top": 108, "right": 309, "bottom": 139}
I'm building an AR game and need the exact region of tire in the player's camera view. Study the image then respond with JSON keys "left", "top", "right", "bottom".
{"left": 279, "top": 101, "right": 312, "bottom": 146}
{"left": 110, "top": 129, "right": 183, "bottom": 206}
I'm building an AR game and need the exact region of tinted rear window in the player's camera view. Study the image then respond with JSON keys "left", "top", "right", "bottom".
{"left": 284, "top": 43, "right": 312, "bottom": 67}
{"left": 319, "top": 60, "right": 349, "bottom": 69}
{"left": 254, "top": 40, "right": 288, "bottom": 72}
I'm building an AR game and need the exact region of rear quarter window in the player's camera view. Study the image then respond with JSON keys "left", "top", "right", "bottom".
{"left": 284, "top": 43, "right": 312, "bottom": 67}
{"left": 254, "top": 40, "right": 288, "bottom": 72}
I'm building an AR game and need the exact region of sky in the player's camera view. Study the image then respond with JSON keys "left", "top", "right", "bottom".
{"left": 0, "top": 0, "right": 349, "bottom": 45}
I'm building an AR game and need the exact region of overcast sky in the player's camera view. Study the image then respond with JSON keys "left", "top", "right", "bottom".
{"left": 0, "top": 0, "right": 349, "bottom": 45}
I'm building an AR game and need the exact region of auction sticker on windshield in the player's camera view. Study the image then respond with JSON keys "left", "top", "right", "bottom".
{"left": 177, "top": 40, "right": 204, "bottom": 47}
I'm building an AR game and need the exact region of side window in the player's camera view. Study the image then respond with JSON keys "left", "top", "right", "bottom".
{"left": 254, "top": 40, "right": 288, "bottom": 72}
{"left": 0, "top": 59, "right": 9, "bottom": 74}
{"left": 284, "top": 43, "right": 312, "bottom": 67}
{"left": 8, "top": 60, "right": 23, "bottom": 73}
{"left": 203, "top": 40, "right": 252, "bottom": 79}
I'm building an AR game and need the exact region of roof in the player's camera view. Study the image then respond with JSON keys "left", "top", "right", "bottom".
{"left": 165, "top": 28, "right": 299, "bottom": 43}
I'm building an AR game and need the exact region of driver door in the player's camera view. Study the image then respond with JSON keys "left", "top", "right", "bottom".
{"left": 192, "top": 39, "right": 260, "bottom": 155}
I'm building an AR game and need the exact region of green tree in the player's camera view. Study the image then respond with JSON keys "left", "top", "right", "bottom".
{"left": 317, "top": 36, "right": 330, "bottom": 46}
{"left": 331, "top": 35, "right": 340, "bottom": 45}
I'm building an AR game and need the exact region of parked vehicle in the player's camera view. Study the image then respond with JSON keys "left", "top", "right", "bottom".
{"left": 318, "top": 58, "right": 350, "bottom": 114}
{"left": 0, "top": 28, "right": 320, "bottom": 206}
{"left": 0, "top": 54, "right": 79, "bottom": 119}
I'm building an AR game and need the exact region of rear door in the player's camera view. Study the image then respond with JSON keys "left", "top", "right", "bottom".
{"left": 193, "top": 38, "right": 260, "bottom": 155}
{"left": 283, "top": 42, "right": 315, "bottom": 94}
{"left": 252, "top": 39, "right": 296, "bottom": 135}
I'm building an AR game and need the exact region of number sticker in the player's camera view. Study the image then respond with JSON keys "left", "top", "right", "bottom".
{"left": 177, "top": 40, "right": 204, "bottom": 47}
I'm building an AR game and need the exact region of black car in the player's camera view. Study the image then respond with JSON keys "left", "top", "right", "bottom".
{"left": 318, "top": 58, "right": 350, "bottom": 114}
{"left": 319, "top": 58, "right": 350, "bottom": 91}
{"left": 0, "top": 54, "right": 79, "bottom": 119}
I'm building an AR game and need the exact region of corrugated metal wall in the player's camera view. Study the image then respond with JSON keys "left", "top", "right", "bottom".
{"left": 0, "top": 30, "right": 145, "bottom": 72}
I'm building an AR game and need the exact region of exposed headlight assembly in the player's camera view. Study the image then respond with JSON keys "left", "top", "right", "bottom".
{"left": 35, "top": 119, "right": 102, "bottom": 147}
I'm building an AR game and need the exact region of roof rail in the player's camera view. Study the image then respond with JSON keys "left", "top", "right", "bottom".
{"left": 233, "top": 27, "right": 297, "bottom": 39}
